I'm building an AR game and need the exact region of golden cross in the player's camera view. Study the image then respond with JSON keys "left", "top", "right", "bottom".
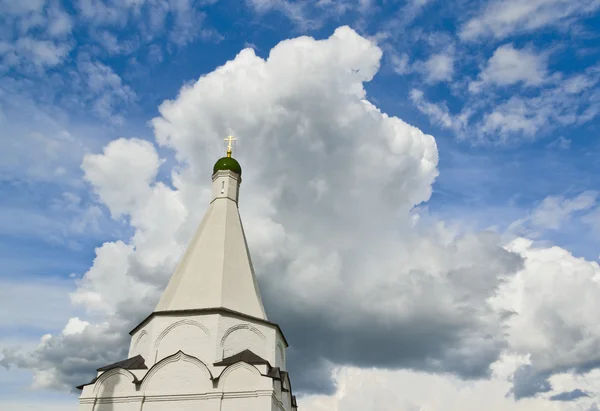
{"left": 224, "top": 135, "right": 236, "bottom": 157}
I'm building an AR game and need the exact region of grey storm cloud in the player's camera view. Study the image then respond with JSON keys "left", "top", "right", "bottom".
{"left": 509, "top": 365, "right": 552, "bottom": 400}
{"left": 550, "top": 389, "right": 592, "bottom": 402}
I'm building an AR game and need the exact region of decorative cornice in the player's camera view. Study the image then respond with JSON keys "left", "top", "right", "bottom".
{"left": 129, "top": 307, "right": 289, "bottom": 347}
{"left": 222, "top": 389, "right": 275, "bottom": 398}
{"left": 142, "top": 392, "right": 222, "bottom": 402}
{"left": 84, "top": 390, "right": 278, "bottom": 402}
{"left": 95, "top": 396, "right": 144, "bottom": 404}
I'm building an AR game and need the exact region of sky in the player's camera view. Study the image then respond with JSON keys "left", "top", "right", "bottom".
{"left": 1, "top": 0, "right": 600, "bottom": 410}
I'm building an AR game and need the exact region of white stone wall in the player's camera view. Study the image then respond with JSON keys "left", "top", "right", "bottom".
{"left": 212, "top": 170, "right": 240, "bottom": 203}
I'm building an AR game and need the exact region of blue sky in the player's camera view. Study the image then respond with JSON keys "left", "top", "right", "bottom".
{"left": 2, "top": 1, "right": 600, "bottom": 410}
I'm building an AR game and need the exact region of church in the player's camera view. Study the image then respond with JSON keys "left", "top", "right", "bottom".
{"left": 77, "top": 137, "right": 298, "bottom": 411}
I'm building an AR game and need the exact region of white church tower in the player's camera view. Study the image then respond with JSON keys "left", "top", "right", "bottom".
{"left": 77, "top": 137, "right": 298, "bottom": 411}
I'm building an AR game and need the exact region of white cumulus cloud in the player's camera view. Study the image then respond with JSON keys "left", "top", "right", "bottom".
{"left": 459, "top": 0, "right": 600, "bottom": 41}
{"left": 470, "top": 44, "right": 549, "bottom": 93}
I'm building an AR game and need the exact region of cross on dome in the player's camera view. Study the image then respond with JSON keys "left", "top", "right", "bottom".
{"left": 225, "top": 135, "right": 236, "bottom": 157}
{"left": 213, "top": 135, "right": 242, "bottom": 176}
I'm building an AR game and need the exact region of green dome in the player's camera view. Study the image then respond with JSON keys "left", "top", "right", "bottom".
{"left": 213, "top": 156, "right": 242, "bottom": 176}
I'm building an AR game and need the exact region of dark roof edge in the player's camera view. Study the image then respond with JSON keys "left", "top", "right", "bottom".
{"left": 96, "top": 354, "right": 147, "bottom": 372}
{"left": 76, "top": 378, "right": 95, "bottom": 390}
{"left": 213, "top": 360, "right": 265, "bottom": 382}
{"left": 129, "top": 307, "right": 289, "bottom": 347}
{"left": 284, "top": 370, "right": 295, "bottom": 399}
{"left": 213, "top": 349, "right": 270, "bottom": 367}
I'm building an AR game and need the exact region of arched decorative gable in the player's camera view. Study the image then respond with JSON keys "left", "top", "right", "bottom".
{"left": 93, "top": 368, "right": 137, "bottom": 397}
{"left": 221, "top": 323, "right": 266, "bottom": 358}
{"left": 142, "top": 351, "right": 212, "bottom": 395}
{"left": 218, "top": 362, "right": 262, "bottom": 391}
{"left": 154, "top": 319, "right": 211, "bottom": 364}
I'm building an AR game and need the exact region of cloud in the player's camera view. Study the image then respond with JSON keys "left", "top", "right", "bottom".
{"left": 476, "top": 77, "right": 600, "bottom": 141}
{"left": 409, "top": 89, "right": 470, "bottom": 135}
{"left": 383, "top": 30, "right": 455, "bottom": 83}
{"left": 459, "top": 0, "right": 600, "bottom": 41}
{"left": 509, "top": 191, "right": 598, "bottom": 238}
{"left": 547, "top": 136, "right": 571, "bottom": 150}
{"left": 550, "top": 388, "right": 592, "bottom": 401}
{"left": 581, "top": 208, "right": 600, "bottom": 240}
{"left": 385, "top": 5, "right": 600, "bottom": 145}
{"left": 469, "top": 44, "right": 549, "bottom": 93}
{"left": 390, "top": 51, "right": 411, "bottom": 75}
{"left": 245, "top": 0, "right": 372, "bottom": 31}
{"left": 7, "top": 26, "right": 600, "bottom": 409}
{"left": 244, "top": 0, "right": 321, "bottom": 30}
{"left": 72, "top": 54, "right": 137, "bottom": 122}
{"left": 0, "top": 399, "right": 77, "bottom": 411}
{"left": 0, "top": 38, "right": 72, "bottom": 71}
{"left": 76, "top": 0, "right": 216, "bottom": 46}
{"left": 46, "top": 2, "right": 74, "bottom": 37}
{"left": 0, "top": 202, "right": 103, "bottom": 251}
{"left": 419, "top": 50, "right": 455, "bottom": 83}
{"left": 509, "top": 365, "right": 553, "bottom": 399}
{"left": 75, "top": 0, "right": 128, "bottom": 25}
{"left": 62, "top": 318, "right": 90, "bottom": 336}
{"left": 299, "top": 359, "right": 562, "bottom": 411}
{"left": 82, "top": 138, "right": 162, "bottom": 218}
{"left": 13, "top": 37, "right": 71, "bottom": 67}
{"left": 496, "top": 238, "right": 600, "bottom": 397}
{"left": 378, "top": 0, "right": 435, "bottom": 35}
{"left": 3, "top": 26, "right": 533, "bottom": 396}
{"left": 132, "top": 27, "right": 524, "bottom": 390}
{"left": 0, "top": 0, "right": 219, "bottom": 79}
{"left": 0, "top": 0, "right": 46, "bottom": 16}
{"left": 0, "top": 122, "right": 82, "bottom": 184}
{"left": 0, "top": 1, "right": 73, "bottom": 71}
{"left": 526, "top": 192, "right": 597, "bottom": 230}
{"left": 410, "top": 63, "right": 600, "bottom": 144}
{"left": 2, "top": 319, "right": 127, "bottom": 392}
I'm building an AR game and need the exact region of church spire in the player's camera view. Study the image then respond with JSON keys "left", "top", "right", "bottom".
{"left": 155, "top": 138, "right": 266, "bottom": 319}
